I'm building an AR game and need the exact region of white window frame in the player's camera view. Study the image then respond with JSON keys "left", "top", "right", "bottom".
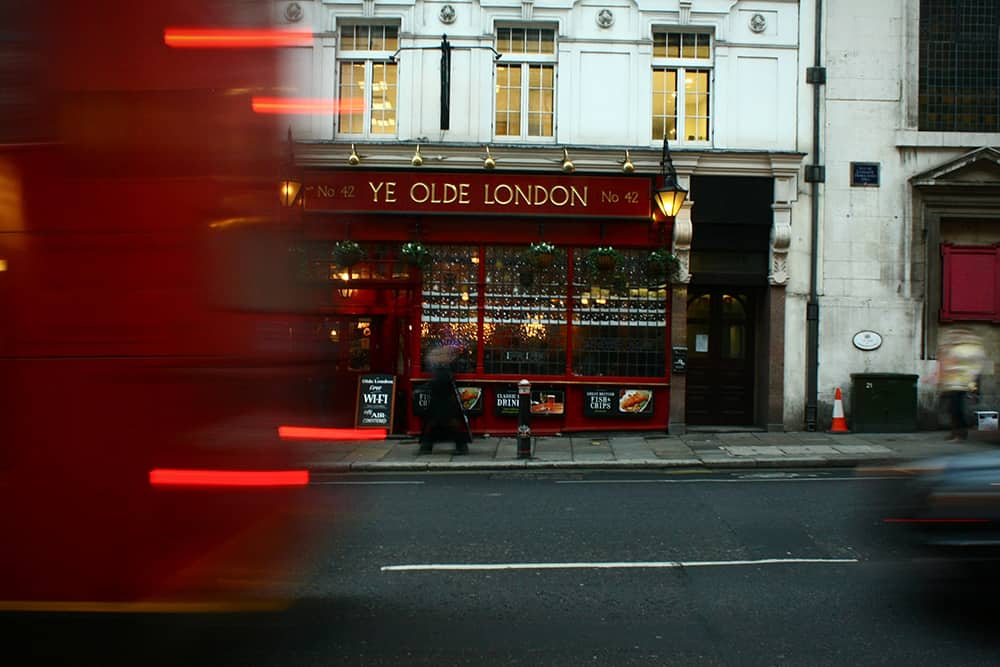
{"left": 493, "top": 26, "right": 557, "bottom": 142}
{"left": 336, "top": 24, "right": 399, "bottom": 139}
{"left": 651, "top": 30, "right": 713, "bottom": 145}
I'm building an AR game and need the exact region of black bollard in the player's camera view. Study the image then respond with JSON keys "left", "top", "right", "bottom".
{"left": 517, "top": 379, "right": 532, "bottom": 459}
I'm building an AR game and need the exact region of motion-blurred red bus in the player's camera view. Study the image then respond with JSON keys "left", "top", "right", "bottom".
{"left": 0, "top": 0, "right": 320, "bottom": 609}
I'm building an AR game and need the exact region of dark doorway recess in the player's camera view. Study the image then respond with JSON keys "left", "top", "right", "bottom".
{"left": 685, "top": 288, "right": 757, "bottom": 425}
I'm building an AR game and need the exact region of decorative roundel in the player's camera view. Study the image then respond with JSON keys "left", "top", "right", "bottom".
{"left": 284, "top": 2, "right": 303, "bottom": 23}
{"left": 596, "top": 9, "right": 614, "bottom": 29}
{"left": 439, "top": 5, "right": 457, "bottom": 25}
{"left": 749, "top": 13, "right": 767, "bottom": 33}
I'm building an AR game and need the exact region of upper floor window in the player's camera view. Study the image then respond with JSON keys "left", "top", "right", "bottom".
{"left": 337, "top": 24, "right": 399, "bottom": 137}
{"left": 494, "top": 27, "right": 556, "bottom": 139}
{"left": 651, "top": 31, "right": 712, "bottom": 143}
{"left": 919, "top": 0, "right": 1000, "bottom": 132}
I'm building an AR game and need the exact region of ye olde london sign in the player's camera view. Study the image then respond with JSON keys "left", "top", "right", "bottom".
{"left": 302, "top": 171, "right": 653, "bottom": 218}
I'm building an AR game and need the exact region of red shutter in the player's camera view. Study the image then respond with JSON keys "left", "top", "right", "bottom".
{"left": 940, "top": 243, "right": 1000, "bottom": 322}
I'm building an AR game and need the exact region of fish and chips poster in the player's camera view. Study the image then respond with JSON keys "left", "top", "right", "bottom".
{"left": 583, "top": 387, "right": 654, "bottom": 417}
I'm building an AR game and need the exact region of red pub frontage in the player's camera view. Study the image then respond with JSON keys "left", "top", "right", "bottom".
{"left": 284, "top": 167, "right": 675, "bottom": 435}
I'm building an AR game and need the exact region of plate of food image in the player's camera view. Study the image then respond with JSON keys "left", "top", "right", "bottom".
{"left": 618, "top": 389, "right": 652, "bottom": 414}
{"left": 458, "top": 386, "right": 482, "bottom": 411}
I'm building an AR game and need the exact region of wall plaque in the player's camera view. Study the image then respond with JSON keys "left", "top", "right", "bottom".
{"left": 850, "top": 162, "right": 880, "bottom": 187}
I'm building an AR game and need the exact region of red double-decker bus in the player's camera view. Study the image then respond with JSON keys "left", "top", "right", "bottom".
{"left": 0, "top": 1, "right": 320, "bottom": 609}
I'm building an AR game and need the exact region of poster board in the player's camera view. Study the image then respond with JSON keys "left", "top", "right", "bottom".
{"left": 355, "top": 374, "right": 396, "bottom": 429}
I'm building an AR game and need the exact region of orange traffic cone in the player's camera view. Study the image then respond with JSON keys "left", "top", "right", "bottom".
{"left": 830, "top": 387, "right": 849, "bottom": 433}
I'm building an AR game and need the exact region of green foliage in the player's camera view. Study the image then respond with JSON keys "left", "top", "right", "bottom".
{"left": 523, "top": 241, "right": 560, "bottom": 269}
{"left": 400, "top": 241, "right": 432, "bottom": 268}
{"left": 647, "top": 248, "right": 681, "bottom": 283}
{"left": 584, "top": 246, "right": 625, "bottom": 273}
{"left": 332, "top": 240, "right": 365, "bottom": 267}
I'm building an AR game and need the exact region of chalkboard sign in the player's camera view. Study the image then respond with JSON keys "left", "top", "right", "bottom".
{"left": 355, "top": 374, "right": 396, "bottom": 429}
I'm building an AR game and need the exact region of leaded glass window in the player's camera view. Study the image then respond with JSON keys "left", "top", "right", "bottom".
{"left": 420, "top": 245, "right": 479, "bottom": 372}
{"left": 483, "top": 246, "right": 567, "bottom": 375}
{"left": 571, "top": 249, "right": 668, "bottom": 377}
{"left": 919, "top": 0, "right": 1000, "bottom": 132}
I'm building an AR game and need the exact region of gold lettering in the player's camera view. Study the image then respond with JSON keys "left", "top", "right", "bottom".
{"left": 572, "top": 185, "right": 588, "bottom": 207}
{"left": 369, "top": 181, "right": 397, "bottom": 203}
{"left": 317, "top": 185, "right": 336, "bottom": 198}
{"left": 484, "top": 183, "right": 494, "bottom": 204}
{"left": 549, "top": 185, "right": 569, "bottom": 207}
{"left": 429, "top": 183, "right": 442, "bottom": 204}
{"left": 532, "top": 185, "right": 549, "bottom": 206}
{"left": 458, "top": 183, "right": 471, "bottom": 204}
{"left": 514, "top": 184, "right": 531, "bottom": 206}
{"left": 493, "top": 184, "right": 514, "bottom": 206}
{"left": 410, "top": 182, "right": 430, "bottom": 203}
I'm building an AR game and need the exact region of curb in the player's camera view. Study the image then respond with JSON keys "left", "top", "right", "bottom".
{"left": 306, "top": 453, "right": 912, "bottom": 474}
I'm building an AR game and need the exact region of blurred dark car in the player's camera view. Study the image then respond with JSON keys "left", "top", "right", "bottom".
{"left": 874, "top": 451, "right": 1000, "bottom": 560}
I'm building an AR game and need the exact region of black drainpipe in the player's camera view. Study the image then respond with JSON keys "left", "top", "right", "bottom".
{"left": 804, "top": 0, "right": 826, "bottom": 431}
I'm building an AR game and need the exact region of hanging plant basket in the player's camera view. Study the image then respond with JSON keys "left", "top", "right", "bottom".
{"left": 331, "top": 240, "right": 365, "bottom": 268}
{"left": 646, "top": 248, "right": 681, "bottom": 284}
{"left": 524, "top": 241, "right": 558, "bottom": 269}
{"left": 400, "top": 241, "right": 432, "bottom": 269}
{"left": 584, "top": 246, "right": 625, "bottom": 275}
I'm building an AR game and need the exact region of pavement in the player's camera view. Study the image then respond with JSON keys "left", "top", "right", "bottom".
{"left": 295, "top": 426, "right": 1000, "bottom": 473}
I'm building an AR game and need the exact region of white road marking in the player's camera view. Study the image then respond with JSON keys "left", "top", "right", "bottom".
{"left": 555, "top": 477, "right": 897, "bottom": 484}
{"left": 381, "top": 557, "right": 859, "bottom": 572}
{"left": 310, "top": 480, "right": 426, "bottom": 485}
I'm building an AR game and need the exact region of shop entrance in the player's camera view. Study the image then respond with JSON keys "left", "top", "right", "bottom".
{"left": 684, "top": 288, "right": 756, "bottom": 425}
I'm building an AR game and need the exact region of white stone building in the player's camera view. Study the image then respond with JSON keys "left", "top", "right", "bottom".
{"left": 272, "top": 0, "right": 999, "bottom": 434}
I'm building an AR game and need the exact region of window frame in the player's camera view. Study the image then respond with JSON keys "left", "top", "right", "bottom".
{"left": 493, "top": 26, "right": 558, "bottom": 142}
{"left": 651, "top": 29, "right": 713, "bottom": 145}
{"left": 335, "top": 23, "right": 399, "bottom": 139}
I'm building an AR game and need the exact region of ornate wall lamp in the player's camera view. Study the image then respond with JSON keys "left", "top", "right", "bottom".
{"left": 279, "top": 176, "right": 303, "bottom": 207}
{"left": 652, "top": 135, "right": 687, "bottom": 218}
{"left": 621, "top": 149, "right": 635, "bottom": 173}
{"left": 561, "top": 148, "right": 575, "bottom": 173}
{"left": 348, "top": 144, "right": 361, "bottom": 166}
{"left": 279, "top": 127, "right": 303, "bottom": 207}
{"left": 337, "top": 271, "right": 356, "bottom": 298}
{"left": 411, "top": 144, "right": 424, "bottom": 167}
{"left": 483, "top": 145, "right": 496, "bottom": 170}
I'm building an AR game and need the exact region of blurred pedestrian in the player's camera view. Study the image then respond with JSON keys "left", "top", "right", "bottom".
{"left": 936, "top": 327, "right": 987, "bottom": 441}
{"left": 419, "top": 345, "right": 470, "bottom": 455}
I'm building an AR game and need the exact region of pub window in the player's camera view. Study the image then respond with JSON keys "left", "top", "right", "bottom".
{"left": 571, "top": 249, "right": 668, "bottom": 377}
{"left": 940, "top": 244, "right": 1000, "bottom": 321}
{"left": 494, "top": 27, "right": 556, "bottom": 139}
{"left": 420, "top": 245, "right": 479, "bottom": 372}
{"left": 651, "top": 31, "right": 712, "bottom": 143}
{"left": 337, "top": 24, "right": 399, "bottom": 137}
{"left": 919, "top": 0, "right": 1000, "bottom": 132}
{"left": 483, "top": 246, "right": 567, "bottom": 375}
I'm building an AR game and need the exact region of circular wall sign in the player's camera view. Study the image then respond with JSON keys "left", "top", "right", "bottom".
{"left": 852, "top": 330, "right": 883, "bottom": 351}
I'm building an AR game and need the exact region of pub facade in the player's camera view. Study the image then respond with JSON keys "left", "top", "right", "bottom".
{"left": 271, "top": 0, "right": 810, "bottom": 433}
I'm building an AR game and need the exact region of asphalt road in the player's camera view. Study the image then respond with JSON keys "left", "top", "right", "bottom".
{"left": 6, "top": 469, "right": 1000, "bottom": 666}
